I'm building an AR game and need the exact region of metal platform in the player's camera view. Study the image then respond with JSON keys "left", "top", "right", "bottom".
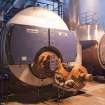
{"left": 1, "top": 81, "right": 105, "bottom": 105}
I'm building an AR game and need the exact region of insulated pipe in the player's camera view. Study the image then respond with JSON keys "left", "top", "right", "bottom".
{"left": 63, "top": 0, "right": 80, "bottom": 30}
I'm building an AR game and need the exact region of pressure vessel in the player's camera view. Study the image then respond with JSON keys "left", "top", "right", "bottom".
{"left": 76, "top": 24, "right": 105, "bottom": 75}
{"left": 0, "top": 7, "right": 91, "bottom": 94}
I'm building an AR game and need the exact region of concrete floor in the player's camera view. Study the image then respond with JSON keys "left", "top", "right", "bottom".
{"left": 1, "top": 81, "right": 105, "bottom": 105}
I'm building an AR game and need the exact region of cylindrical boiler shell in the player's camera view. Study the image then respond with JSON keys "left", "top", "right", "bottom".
{"left": 77, "top": 24, "right": 105, "bottom": 74}
{"left": 0, "top": 7, "right": 80, "bottom": 89}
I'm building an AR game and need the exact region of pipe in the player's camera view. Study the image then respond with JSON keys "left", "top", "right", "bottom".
{"left": 63, "top": 0, "right": 80, "bottom": 30}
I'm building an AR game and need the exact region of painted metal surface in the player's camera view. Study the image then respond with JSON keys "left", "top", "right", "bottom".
{"left": 1, "top": 7, "right": 77, "bottom": 64}
{"left": 7, "top": 25, "right": 48, "bottom": 64}
{"left": 5, "top": 24, "right": 77, "bottom": 64}
{"left": 50, "top": 29, "right": 77, "bottom": 62}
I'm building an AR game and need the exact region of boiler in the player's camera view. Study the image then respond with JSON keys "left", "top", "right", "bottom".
{"left": 0, "top": 7, "right": 91, "bottom": 94}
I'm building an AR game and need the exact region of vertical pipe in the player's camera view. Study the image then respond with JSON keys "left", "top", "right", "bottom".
{"left": 63, "top": 0, "right": 80, "bottom": 30}
{"left": 48, "top": 29, "right": 50, "bottom": 46}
